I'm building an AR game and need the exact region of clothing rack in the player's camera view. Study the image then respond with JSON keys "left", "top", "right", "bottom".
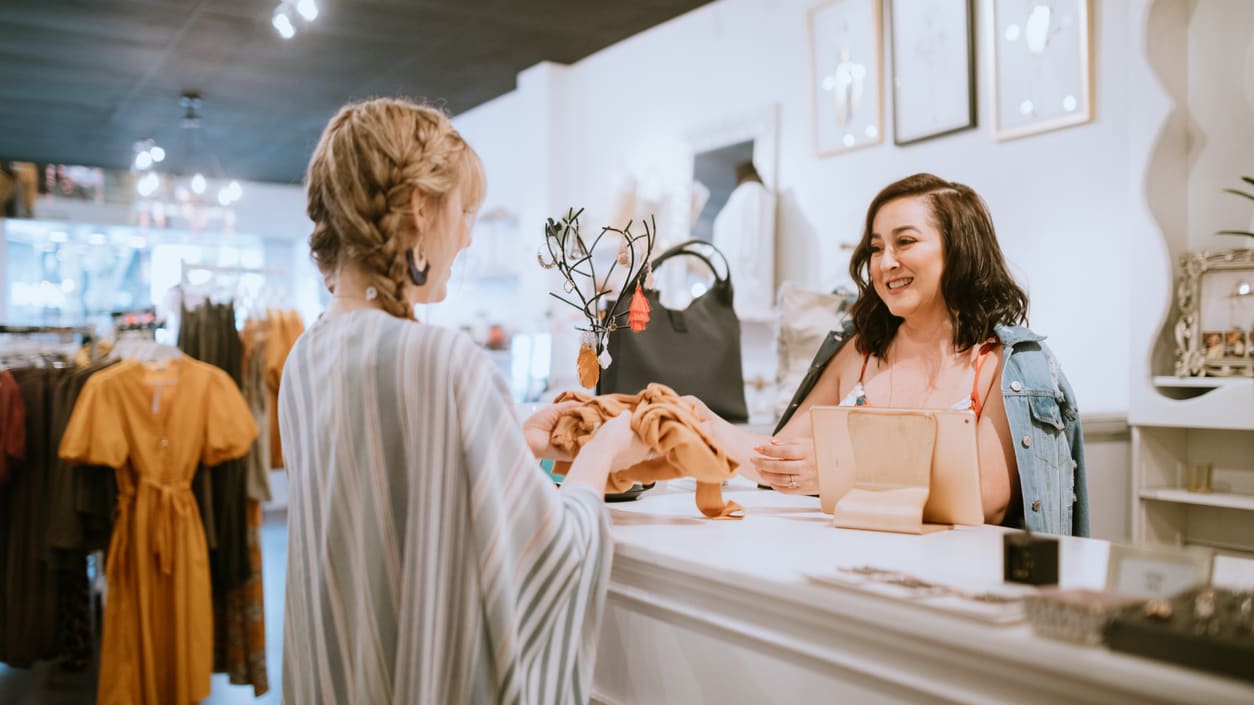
{"left": 0, "top": 324, "right": 96, "bottom": 337}
{"left": 111, "top": 307, "right": 160, "bottom": 333}
{"left": 0, "top": 324, "right": 97, "bottom": 364}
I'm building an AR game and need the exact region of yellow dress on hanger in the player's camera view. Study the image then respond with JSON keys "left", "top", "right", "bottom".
{"left": 265, "top": 309, "right": 304, "bottom": 469}
{"left": 59, "top": 357, "right": 257, "bottom": 705}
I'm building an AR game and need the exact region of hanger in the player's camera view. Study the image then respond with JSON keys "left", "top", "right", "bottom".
{"left": 111, "top": 328, "right": 182, "bottom": 365}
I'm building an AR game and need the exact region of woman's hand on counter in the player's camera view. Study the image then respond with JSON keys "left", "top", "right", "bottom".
{"left": 751, "top": 439, "right": 820, "bottom": 495}
{"left": 522, "top": 401, "right": 580, "bottom": 461}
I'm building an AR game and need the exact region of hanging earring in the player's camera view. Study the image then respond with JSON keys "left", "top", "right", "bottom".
{"left": 406, "top": 247, "right": 430, "bottom": 286}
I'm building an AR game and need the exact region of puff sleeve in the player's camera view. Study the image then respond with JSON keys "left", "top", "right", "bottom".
{"left": 201, "top": 367, "right": 259, "bottom": 467}
{"left": 59, "top": 373, "right": 129, "bottom": 470}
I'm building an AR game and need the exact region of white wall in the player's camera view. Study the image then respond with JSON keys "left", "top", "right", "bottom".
{"left": 431, "top": 66, "right": 565, "bottom": 336}
{"left": 1187, "top": 1, "right": 1254, "bottom": 253}
{"left": 230, "top": 180, "right": 310, "bottom": 241}
{"left": 455, "top": 0, "right": 1151, "bottom": 413}
{"left": 1130, "top": 0, "right": 1254, "bottom": 410}
{"left": 1084, "top": 419, "right": 1132, "bottom": 542}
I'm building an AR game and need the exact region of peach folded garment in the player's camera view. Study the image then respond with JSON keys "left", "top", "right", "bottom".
{"left": 550, "top": 383, "right": 743, "bottom": 519}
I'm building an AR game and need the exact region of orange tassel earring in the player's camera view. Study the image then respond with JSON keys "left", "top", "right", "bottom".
{"left": 628, "top": 282, "right": 651, "bottom": 332}
{"left": 577, "top": 340, "right": 599, "bottom": 388}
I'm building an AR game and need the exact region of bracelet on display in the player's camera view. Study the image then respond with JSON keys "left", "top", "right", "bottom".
{"left": 837, "top": 565, "right": 1026, "bottom": 604}
{"left": 1137, "top": 587, "right": 1254, "bottom": 635}
{"left": 1023, "top": 588, "right": 1145, "bottom": 646}
{"left": 1106, "top": 586, "right": 1254, "bottom": 684}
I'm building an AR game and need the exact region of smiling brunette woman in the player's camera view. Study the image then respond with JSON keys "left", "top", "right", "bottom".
{"left": 693, "top": 173, "right": 1088, "bottom": 536}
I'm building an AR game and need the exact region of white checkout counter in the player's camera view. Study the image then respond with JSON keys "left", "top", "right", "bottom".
{"left": 591, "top": 480, "right": 1254, "bottom": 705}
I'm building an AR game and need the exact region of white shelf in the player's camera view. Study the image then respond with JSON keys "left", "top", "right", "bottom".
{"left": 1140, "top": 487, "right": 1254, "bottom": 511}
{"left": 1129, "top": 376, "right": 1254, "bottom": 430}
{"left": 1152, "top": 375, "right": 1254, "bottom": 389}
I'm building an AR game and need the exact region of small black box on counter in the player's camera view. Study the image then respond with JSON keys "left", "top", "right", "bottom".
{"left": 1003, "top": 531, "right": 1059, "bottom": 586}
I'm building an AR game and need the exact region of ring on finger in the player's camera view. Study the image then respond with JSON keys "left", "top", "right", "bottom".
{"left": 787, "top": 475, "right": 799, "bottom": 489}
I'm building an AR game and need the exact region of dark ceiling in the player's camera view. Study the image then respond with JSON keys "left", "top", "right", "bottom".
{"left": 0, "top": 0, "right": 713, "bottom": 184}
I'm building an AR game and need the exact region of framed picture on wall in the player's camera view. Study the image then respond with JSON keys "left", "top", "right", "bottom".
{"left": 889, "top": 0, "right": 976, "bottom": 146}
{"left": 990, "top": 0, "right": 1093, "bottom": 141}
{"left": 807, "top": 0, "right": 884, "bottom": 156}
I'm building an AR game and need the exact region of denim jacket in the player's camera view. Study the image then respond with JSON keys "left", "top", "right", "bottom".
{"left": 774, "top": 322, "right": 1089, "bottom": 537}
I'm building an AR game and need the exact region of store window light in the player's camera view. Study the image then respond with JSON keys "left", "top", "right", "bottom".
{"left": 133, "top": 138, "right": 165, "bottom": 172}
{"left": 217, "top": 180, "right": 243, "bottom": 207}
{"left": 296, "top": 0, "right": 318, "bottom": 22}
{"left": 137, "top": 171, "right": 160, "bottom": 197}
{"left": 272, "top": 0, "right": 317, "bottom": 39}
{"left": 131, "top": 93, "right": 244, "bottom": 230}
{"left": 272, "top": 8, "right": 296, "bottom": 39}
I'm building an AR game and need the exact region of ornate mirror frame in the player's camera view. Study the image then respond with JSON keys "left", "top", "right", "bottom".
{"left": 1174, "top": 248, "right": 1254, "bottom": 377}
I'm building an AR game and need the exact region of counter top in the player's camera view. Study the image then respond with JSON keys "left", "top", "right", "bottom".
{"left": 593, "top": 480, "right": 1254, "bottom": 705}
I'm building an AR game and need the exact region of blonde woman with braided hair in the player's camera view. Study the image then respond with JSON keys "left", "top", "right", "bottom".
{"left": 280, "top": 97, "right": 649, "bottom": 704}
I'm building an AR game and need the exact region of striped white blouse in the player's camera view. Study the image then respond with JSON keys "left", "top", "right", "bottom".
{"left": 279, "top": 309, "right": 613, "bottom": 704}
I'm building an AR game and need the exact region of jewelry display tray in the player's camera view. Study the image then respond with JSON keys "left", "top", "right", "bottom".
{"left": 1104, "top": 588, "right": 1254, "bottom": 685}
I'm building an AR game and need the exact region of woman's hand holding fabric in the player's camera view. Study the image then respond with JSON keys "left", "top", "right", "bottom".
{"left": 522, "top": 401, "right": 581, "bottom": 460}
{"left": 587, "top": 412, "right": 654, "bottom": 469}
{"left": 561, "top": 412, "right": 653, "bottom": 494}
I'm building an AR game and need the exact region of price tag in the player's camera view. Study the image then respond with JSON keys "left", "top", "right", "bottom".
{"left": 1105, "top": 543, "right": 1214, "bottom": 599}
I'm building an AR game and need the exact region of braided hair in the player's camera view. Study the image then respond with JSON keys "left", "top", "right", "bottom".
{"left": 306, "top": 98, "right": 485, "bottom": 319}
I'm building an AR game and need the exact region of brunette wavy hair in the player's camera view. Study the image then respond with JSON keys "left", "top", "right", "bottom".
{"left": 848, "top": 173, "right": 1028, "bottom": 359}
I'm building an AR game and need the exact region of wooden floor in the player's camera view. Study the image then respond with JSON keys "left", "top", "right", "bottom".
{"left": 0, "top": 512, "right": 289, "bottom": 705}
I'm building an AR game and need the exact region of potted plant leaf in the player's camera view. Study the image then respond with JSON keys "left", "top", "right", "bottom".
{"left": 1219, "top": 176, "right": 1254, "bottom": 238}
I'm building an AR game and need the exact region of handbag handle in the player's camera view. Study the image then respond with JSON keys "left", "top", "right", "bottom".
{"left": 650, "top": 239, "right": 732, "bottom": 284}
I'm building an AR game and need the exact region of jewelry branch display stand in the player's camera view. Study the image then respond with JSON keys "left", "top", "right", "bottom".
{"left": 537, "top": 208, "right": 657, "bottom": 388}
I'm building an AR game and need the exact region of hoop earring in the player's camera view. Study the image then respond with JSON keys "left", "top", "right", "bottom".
{"left": 406, "top": 247, "right": 430, "bottom": 286}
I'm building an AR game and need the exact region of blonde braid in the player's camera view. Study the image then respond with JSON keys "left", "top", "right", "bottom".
{"left": 305, "top": 97, "right": 484, "bottom": 320}
{"left": 306, "top": 107, "right": 357, "bottom": 285}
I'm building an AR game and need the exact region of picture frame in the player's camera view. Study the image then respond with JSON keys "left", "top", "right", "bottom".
{"left": 989, "top": 0, "right": 1093, "bottom": 141}
{"left": 807, "top": 0, "right": 884, "bottom": 156}
{"left": 1173, "top": 248, "right": 1254, "bottom": 378}
{"left": 1106, "top": 542, "right": 1213, "bottom": 600}
{"left": 889, "top": 0, "right": 976, "bottom": 146}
